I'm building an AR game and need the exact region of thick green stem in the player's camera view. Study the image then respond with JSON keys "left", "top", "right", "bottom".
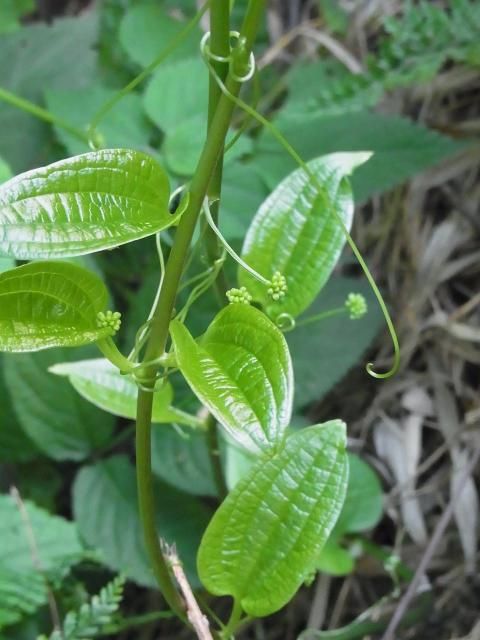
{"left": 134, "top": 0, "right": 265, "bottom": 622}
{"left": 136, "top": 390, "right": 186, "bottom": 620}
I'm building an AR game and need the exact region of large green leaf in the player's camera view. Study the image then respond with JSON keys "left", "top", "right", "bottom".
{"left": 45, "top": 86, "right": 152, "bottom": 156}
{"left": 0, "top": 149, "right": 172, "bottom": 259}
{"left": 152, "top": 427, "right": 217, "bottom": 497}
{"left": 4, "top": 347, "right": 114, "bottom": 461}
{"left": 197, "top": 421, "right": 349, "bottom": 616}
{"left": 49, "top": 358, "right": 200, "bottom": 427}
{"left": 73, "top": 455, "right": 211, "bottom": 588}
{"left": 255, "top": 110, "right": 464, "bottom": 203}
{"left": 0, "top": 13, "right": 98, "bottom": 172}
{"left": 288, "top": 276, "right": 384, "bottom": 409}
{"left": 0, "top": 261, "right": 113, "bottom": 352}
{"left": 239, "top": 153, "right": 370, "bottom": 319}
{"left": 0, "top": 493, "right": 84, "bottom": 629}
{"left": 170, "top": 304, "right": 294, "bottom": 452}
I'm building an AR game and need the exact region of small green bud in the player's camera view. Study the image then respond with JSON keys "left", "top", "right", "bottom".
{"left": 96, "top": 310, "right": 122, "bottom": 334}
{"left": 226, "top": 286, "right": 252, "bottom": 305}
{"left": 267, "top": 271, "right": 287, "bottom": 302}
{"left": 345, "top": 293, "right": 367, "bottom": 320}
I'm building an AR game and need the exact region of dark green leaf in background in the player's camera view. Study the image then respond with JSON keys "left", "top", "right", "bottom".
{"left": 73, "top": 455, "right": 211, "bottom": 588}
{"left": 288, "top": 276, "right": 385, "bottom": 409}
{"left": 0, "top": 12, "right": 98, "bottom": 172}
{"left": 255, "top": 111, "right": 465, "bottom": 202}
{"left": 197, "top": 421, "right": 349, "bottom": 616}
{"left": 0, "top": 149, "right": 172, "bottom": 259}
{"left": 316, "top": 453, "right": 383, "bottom": 576}
{"left": 45, "top": 86, "right": 152, "bottom": 156}
{"left": 0, "top": 356, "right": 38, "bottom": 462}
{"left": 4, "top": 347, "right": 114, "bottom": 461}
{"left": 170, "top": 304, "right": 294, "bottom": 452}
{"left": 119, "top": 3, "right": 200, "bottom": 68}
{"left": 152, "top": 427, "right": 218, "bottom": 497}
{"left": 143, "top": 57, "right": 208, "bottom": 133}
{"left": 0, "top": 493, "right": 84, "bottom": 629}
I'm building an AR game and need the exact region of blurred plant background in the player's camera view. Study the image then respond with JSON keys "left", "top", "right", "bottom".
{"left": 0, "top": 1, "right": 479, "bottom": 639}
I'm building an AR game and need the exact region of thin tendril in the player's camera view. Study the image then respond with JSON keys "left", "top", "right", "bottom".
{"left": 87, "top": 0, "right": 210, "bottom": 140}
{"left": 224, "top": 66, "right": 261, "bottom": 155}
{"left": 203, "top": 63, "right": 400, "bottom": 379}
{"left": 203, "top": 198, "right": 270, "bottom": 286}
{"left": 128, "top": 236, "right": 165, "bottom": 360}
{"left": 176, "top": 250, "right": 226, "bottom": 323}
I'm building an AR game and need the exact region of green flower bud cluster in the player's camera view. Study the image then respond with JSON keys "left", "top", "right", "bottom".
{"left": 268, "top": 271, "right": 287, "bottom": 301}
{"left": 97, "top": 310, "right": 122, "bottom": 333}
{"left": 226, "top": 286, "right": 252, "bottom": 305}
{"left": 345, "top": 293, "right": 367, "bottom": 320}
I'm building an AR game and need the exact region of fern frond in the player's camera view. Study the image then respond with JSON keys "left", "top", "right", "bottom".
{"left": 40, "top": 575, "right": 125, "bottom": 640}
{"left": 286, "top": 0, "right": 480, "bottom": 119}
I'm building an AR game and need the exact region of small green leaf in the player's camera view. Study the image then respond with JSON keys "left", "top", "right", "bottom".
{"left": 0, "top": 149, "right": 173, "bottom": 259}
{"left": 73, "top": 455, "right": 211, "bottom": 588}
{"left": 316, "top": 539, "right": 355, "bottom": 576}
{"left": 49, "top": 358, "right": 198, "bottom": 427}
{"left": 170, "top": 304, "right": 294, "bottom": 452}
{"left": 197, "top": 421, "right": 349, "bottom": 616}
{"left": 335, "top": 453, "right": 383, "bottom": 535}
{"left": 239, "top": 153, "right": 370, "bottom": 319}
{"left": 0, "top": 261, "right": 116, "bottom": 352}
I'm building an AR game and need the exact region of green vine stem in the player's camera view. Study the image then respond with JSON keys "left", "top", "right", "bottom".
{"left": 203, "top": 0, "right": 231, "bottom": 300}
{"left": 0, "top": 86, "right": 89, "bottom": 145}
{"left": 134, "top": 0, "right": 265, "bottom": 622}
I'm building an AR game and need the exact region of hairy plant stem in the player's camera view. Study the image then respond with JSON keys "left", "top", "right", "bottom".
{"left": 134, "top": 0, "right": 265, "bottom": 623}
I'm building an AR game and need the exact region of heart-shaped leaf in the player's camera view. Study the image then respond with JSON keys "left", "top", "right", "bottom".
{"left": 197, "top": 421, "right": 349, "bottom": 617}
{"left": 49, "top": 358, "right": 202, "bottom": 427}
{"left": 238, "top": 152, "right": 371, "bottom": 319}
{"left": 170, "top": 304, "right": 294, "bottom": 452}
{"left": 0, "top": 149, "right": 173, "bottom": 259}
{"left": 0, "top": 261, "right": 113, "bottom": 352}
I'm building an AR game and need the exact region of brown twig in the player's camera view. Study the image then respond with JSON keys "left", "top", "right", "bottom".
{"left": 163, "top": 543, "right": 214, "bottom": 640}
{"left": 380, "top": 446, "right": 480, "bottom": 640}
{"left": 10, "top": 486, "right": 63, "bottom": 636}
